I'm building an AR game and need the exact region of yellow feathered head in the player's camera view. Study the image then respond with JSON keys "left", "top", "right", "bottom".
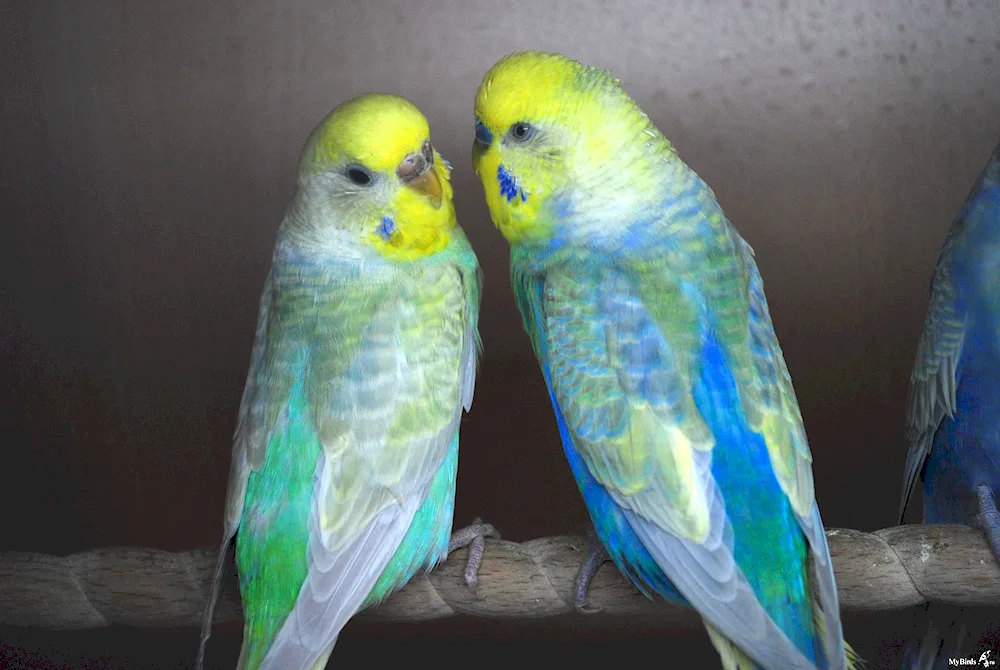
{"left": 293, "top": 93, "right": 456, "bottom": 259}
{"left": 472, "top": 51, "right": 669, "bottom": 245}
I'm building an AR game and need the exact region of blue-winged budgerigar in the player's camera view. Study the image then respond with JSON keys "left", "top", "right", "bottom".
{"left": 195, "top": 93, "right": 496, "bottom": 670}
{"left": 471, "top": 51, "right": 856, "bottom": 670}
{"left": 900, "top": 143, "right": 1000, "bottom": 555}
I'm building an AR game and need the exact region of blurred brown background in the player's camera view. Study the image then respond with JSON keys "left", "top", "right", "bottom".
{"left": 2, "top": 0, "right": 999, "bottom": 667}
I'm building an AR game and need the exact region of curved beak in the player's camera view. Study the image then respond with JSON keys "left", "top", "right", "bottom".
{"left": 406, "top": 168, "right": 442, "bottom": 209}
{"left": 397, "top": 140, "right": 442, "bottom": 209}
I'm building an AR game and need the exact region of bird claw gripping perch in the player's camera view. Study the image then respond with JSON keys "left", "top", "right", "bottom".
{"left": 447, "top": 517, "right": 501, "bottom": 599}
{"left": 973, "top": 484, "right": 1000, "bottom": 566}
{"left": 574, "top": 532, "right": 611, "bottom": 614}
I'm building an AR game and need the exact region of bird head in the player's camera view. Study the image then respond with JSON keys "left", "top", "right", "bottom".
{"left": 471, "top": 51, "right": 670, "bottom": 246}
{"left": 294, "top": 93, "right": 455, "bottom": 259}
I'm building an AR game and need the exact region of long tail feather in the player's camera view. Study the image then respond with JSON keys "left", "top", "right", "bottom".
{"left": 706, "top": 608, "right": 863, "bottom": 670}
{"left": 814, "top": 599, "right": 864, "bottom": 669}
{"left": 196, "top": 536, "right": 234, "bottom": 670}
{"left": 901, "top": 619, "right": 967, "bottom": 670}
{"left": 705, "top": 620, "right": 761, "bottom": 670}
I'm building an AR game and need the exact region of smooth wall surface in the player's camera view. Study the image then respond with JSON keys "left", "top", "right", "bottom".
{"left": 3, "top": 0, "right": 999, "bottom": 666}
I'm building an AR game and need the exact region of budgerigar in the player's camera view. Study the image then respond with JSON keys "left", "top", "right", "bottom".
{"left": 900, "top": 143, "right": 1000, "bottom": 557}
{"left": 196, "top": 93, "right": 495, "bottom": 670}
{"left": 471, "top": 51, "right": 855, "bottom": 670}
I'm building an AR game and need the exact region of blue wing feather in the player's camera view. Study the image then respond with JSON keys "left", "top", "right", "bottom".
{"left": 514, "top": 256, "right": 828, "bottom": 669}
{"left": 547, "top": 362, "right": 688, "bottom": 603}
{"left": 917, "top": 144, "right": 1000, "bottom": 524}
{"left": 692, "top": 326, "right": 818, "bottom": 664}
{"left": 514, "top": 264, "right": 680, "bottom": 599}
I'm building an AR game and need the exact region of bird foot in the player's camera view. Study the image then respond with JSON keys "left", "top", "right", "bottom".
{"left": 574, "top": 532, "right": 611, "bottom": 614}
{"left": 448, "top": 517, "right": 501, "bottom": 599}
{"left": 973, "top": 484, "right": 1000, "bottom": 566}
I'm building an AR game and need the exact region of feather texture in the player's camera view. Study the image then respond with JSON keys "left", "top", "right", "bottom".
{"left": 198, "top": 93, "right": 480, "bottom": 670}
{"left": 899, "top": 141, "right": 1000, "bottom": 583}
{"left": 477, "top": 51, "right": 852, "bottom": 670}
{"left": 900, "top": 142, "right": 1000, "bottom": 524}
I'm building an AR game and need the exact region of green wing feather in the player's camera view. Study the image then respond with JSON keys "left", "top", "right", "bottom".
{"left": 199, "top": 235, "right": 480, "bottom": 670}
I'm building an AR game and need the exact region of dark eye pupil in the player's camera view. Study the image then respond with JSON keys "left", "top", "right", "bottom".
{"left": 513, "top": 123, "right": 528, "bottom": 138}
{"left": 347, "top": 167, "right": 371, "bottom": 186}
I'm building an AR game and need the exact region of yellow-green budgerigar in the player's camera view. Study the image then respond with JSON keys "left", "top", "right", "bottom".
{"left": 471, "top": 51, "right": 856, "bottom": 670}
{"left": 196, "top": 93, "right": 494, "bottom": 670}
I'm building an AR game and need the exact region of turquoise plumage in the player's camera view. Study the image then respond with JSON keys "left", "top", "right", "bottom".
{"left": 196, "top": 94, "right": 485, "bottom": 670}
{"left": 471, "top": 51, "right": 854, "bottom": 669}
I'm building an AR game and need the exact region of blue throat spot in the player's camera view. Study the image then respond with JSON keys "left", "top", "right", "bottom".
{"left": 497, "top": 165, "right": 528, "bottom": 204}
{"left": 378, "top": 216, "right": 396, "bottom": 240}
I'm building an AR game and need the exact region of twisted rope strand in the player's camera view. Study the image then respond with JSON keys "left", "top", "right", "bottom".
{"left": 1, "top": 525, "right": 997, "bottom": 631}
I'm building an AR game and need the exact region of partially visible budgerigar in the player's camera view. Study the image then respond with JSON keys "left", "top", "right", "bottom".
{"left": 900, "top": 142, "right": 1000, "bottom": 565}
{"left": 471, "top": 51, "right": 856, "bottom": 669}
{"left": 900, "top": 620, "right": 967, "bottom": 670}
{"left": 196, "top": 93, "right": 493, "bottom": 670}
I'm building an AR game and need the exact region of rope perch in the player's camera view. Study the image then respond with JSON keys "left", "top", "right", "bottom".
{"left": 1, "top": 525, "right": 998, "bottom": 631}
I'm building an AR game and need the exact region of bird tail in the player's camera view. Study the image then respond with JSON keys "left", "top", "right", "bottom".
{"left": 814, "top": 602, "right": 864, "bottom": 670}
{"left": 196, "top": 535, "right": 234, "bottom": 670}
{"left": 705, "top": 622, "right": 760, "bottom": 670}
{"left": 705, "top": 609, "right": 863, "bottom": 670}
{"left": 237, "top": 633, "right": 336, "bottom": 670}
{"left": 901, "top": 618, "right": 966, "bottom": 670}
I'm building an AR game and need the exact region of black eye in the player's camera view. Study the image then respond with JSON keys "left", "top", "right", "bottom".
{"left": 346, "top": 166, "right": 373, "bottom": 186}
{"left": 508, "top": 122, "right": 535, "bottom": 142}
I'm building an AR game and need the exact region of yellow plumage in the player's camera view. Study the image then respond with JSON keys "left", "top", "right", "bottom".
{"left": 472, "top": 51, "right": 674, "bottom": 245}
{"left": 199, "top": 91, "right": 480, "bottom": 670}
{"left": 471, "top": 50, "right": 861, "bottom": 670}
{"left": 299, "top": 93, "right": 456, "bottom": 261}
{"left": 373, "top": 145, "right": 455, "bottom": 259}
{"left": 307, "top": 93, "right": 430, "bottom": 174}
